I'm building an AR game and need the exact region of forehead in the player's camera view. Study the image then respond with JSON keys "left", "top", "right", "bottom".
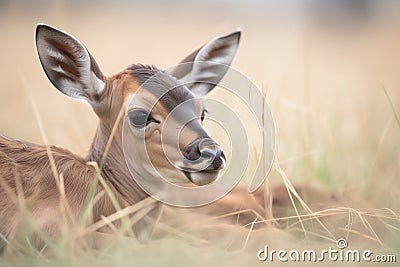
{"left": 128, "top": 64, "right": 198, "bottom": 113}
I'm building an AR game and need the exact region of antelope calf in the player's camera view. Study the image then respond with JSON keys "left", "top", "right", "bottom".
{"left": 0, "top": 24, "right": 271, "bottom": 249}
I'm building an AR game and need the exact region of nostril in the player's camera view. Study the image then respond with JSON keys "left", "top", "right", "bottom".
{"left": 220, "top": 150, "right": 226, "bottom": 161}
{"left": 184, "top": 141, "right": 201, "bottom": 161}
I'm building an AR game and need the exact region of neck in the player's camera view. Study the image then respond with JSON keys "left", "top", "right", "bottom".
{"left": 87, "top": 121, "right": 148, "bottom": 205}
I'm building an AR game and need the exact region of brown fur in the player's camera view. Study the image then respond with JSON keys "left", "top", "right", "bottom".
{"left": 0, "top": 70, "right": 265, "bottom": 249}
{"left": 0, "top": 63, "right": 342, "bottom": 251}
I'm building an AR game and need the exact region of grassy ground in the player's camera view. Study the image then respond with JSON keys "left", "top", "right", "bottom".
{"left": 0, "top": 2, "right": 399, "bottom": 266}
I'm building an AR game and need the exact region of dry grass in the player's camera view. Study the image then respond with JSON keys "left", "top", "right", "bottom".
{"left": 0, "top": 2, "right": 399, "bottom": 266}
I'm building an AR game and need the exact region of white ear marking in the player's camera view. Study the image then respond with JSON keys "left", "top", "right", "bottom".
{"left": 51, "top": 65, "right": 67, "bottom": 75}
{"left": 90, "top": 73, "right": 105, "bottom": 96}
{"left": 46, "top": 48, "right": 67, "bottom": 63}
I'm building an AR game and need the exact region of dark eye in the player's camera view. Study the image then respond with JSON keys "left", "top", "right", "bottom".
{"left": 128, "top": 110, "right": 156, "bottom": 128}
{"left": 201, "top": 109, "right": 208, "bottom": 122}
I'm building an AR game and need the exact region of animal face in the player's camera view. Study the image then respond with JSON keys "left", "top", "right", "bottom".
{"left": 35, "top": 24, "right": 240, "bottom": 186}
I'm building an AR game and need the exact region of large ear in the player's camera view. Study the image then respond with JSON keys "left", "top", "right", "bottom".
{"left": 35, "top": 24, "right": 105, "bottom": 103}
{"left": 169, "top": 30, "right": 241, "bottom": 96}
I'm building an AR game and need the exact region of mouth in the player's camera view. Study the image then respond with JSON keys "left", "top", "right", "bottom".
{"left": 183, "top": 170, "right": 221, "bottom": 186}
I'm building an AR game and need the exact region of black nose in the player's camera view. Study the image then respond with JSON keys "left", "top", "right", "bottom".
{"left": 184, "top": 138, "right": 225, "bottom": 171}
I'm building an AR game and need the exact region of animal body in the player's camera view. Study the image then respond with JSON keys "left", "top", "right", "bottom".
{"left": 0, "top": 24, "right": 271, "bottom": 249}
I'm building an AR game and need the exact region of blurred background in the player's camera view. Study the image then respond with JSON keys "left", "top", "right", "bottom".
{"left": 0, "top": 0, "right": 399, "bottom": 211}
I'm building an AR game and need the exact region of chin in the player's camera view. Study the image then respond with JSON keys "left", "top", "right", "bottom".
{"left": 184, "top": 171, "right": 221, "bottom": 186}
{"left": 156, "top": 168, "right": 222, "bottom": 186}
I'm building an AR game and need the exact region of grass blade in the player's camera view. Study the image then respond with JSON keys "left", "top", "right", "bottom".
{"left": 383, "top": 85, "right": 400, "bottom": 129}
